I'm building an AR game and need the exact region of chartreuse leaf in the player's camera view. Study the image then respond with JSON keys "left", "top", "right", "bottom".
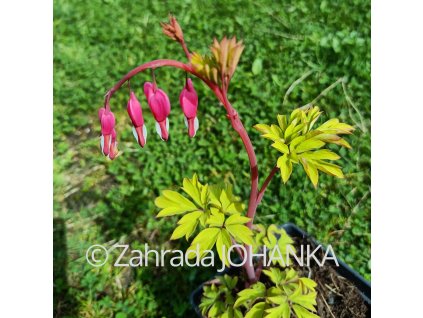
{"left": 261, "top": 268, "right": 319, "bottom": 317}
{"left": 292, "top": 305, "right": 319, "bottom": 318}
{"left": 200, "top": 274, "right": 241, "bottom": 318}
{"left": 272, "top": 141, "right": 289, "bottom": 154}
{"left": 317, "top": 118, "right": 354, "bottom": 134}
{"left": 299, "top": 278, "right": 317, "bottom": 292}
{"left": 186, "top": 227, "right": 220, "bottom": 258}
{"left": 265, "top": 302, "right": 290, "bottom": 318}
{"left": 225, "top": 213, "right": 251, "bottom": 226}
{"left": 283, "top": 119, "right": 298, "bottom": 140}
{"left": 255, "top": 106, "right": 354, "bottom": 187}
{"left": 181, "top": 173, "right": 208, "bottom": 207}
{"left": 221, "top": 186, "right": 245, "bottom": 214}
{"left": 300, "top": 158, "right": 319, "bottom": 188}
{"left": 300, "top": 149, "right": 340, "bottom": 160}
{"left": 254, "top": 123, "right": 272, "bottom": 134}
{"left": 234, "top": 282, "right": 266, "bottom": 309}
{"left": 155, "top": 190, "right": 198, "bottom": 217}
{"left": 156, "top": 175, "right": 251, "bottom": 262}
{"left": 209, "top": 185, "right": 245, "bottom": 215}
{"left": 244, "top": 302, "right": 267, "bottom": 318}
{"left": 200, "top": 259, "right": 319, "bottom": 318}
{"left": 277, "top": 114, "right": 288, "bottom": 132}
{"left": 314, "top": 160, "right": 344, "bottom": 178}
{"left": 216, "top": 229, "right": 232, "bottom": 266}
{"left": 226, "top": 224, "right": 254, "bottom": 245}
{"left": 256, "top": 225, "right": 296, "bottom": 267}
{"left": 289, "top": 286, "right": 317, "bottom": 311}
{"left": 277, "top": 154, "right": 293, "bottom": 183}
{"left": 254, "top": 123, "right": 284, "bottom": 143}
{"left": 295, "top": 139, "right": 325, "bottom": 153}
{"left": 262, "top": 267, "right": 286, "bottom": 285}
{"left": 170, "top": 211, "right": 203, "bottom": 240}
{"left": 207, "top": 211, "right": 225, "bottom": 227}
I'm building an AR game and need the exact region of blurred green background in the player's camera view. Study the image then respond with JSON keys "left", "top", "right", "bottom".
{"left": 53, "top": 0, "right": 370, "bottom": 317}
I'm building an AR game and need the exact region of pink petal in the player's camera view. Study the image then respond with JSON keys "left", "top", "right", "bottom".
{"left": 148, "top": 89, "right": 171, "bottom": 122}
{"left": 156, "top": 119, "right": 169, "bottom": 141}
{"left": 133, "top": 125, "right": 147, "bottom": 147}
{"left": 143, "top": 82, "right": 154, "bottom": 101}
{"left": 179, "top": 78, "right": 198, "bottom": 119}
{"left": 100, "top": 111, "right": 115, "bottom": 135}
{"left": 98, "top": 108, "right": 105, "bottom": 122}
{"left": 187, "top": 117, "right": 196, "bottom": 138}
{"left": 127, "top": 91, "right": 144, "bottom": 127}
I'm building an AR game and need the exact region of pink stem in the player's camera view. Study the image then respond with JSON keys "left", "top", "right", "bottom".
{"left": 103, "top": 58, "right": 277, "bottom": 283}
{"left": 218, "top": 92, "right": 258, "bottom": 282}
{"left": 257, "top": 165, "right": 279, "bottom": 205}
{"left": 179, "top": 39, "right": 191, "bottom": 60}
{"left": 104, "top": 59, "right": 223, "bottom": 108}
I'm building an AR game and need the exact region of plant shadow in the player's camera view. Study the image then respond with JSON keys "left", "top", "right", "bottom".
{"left": 53, "top": 218, "right": 78, "bottom": 317}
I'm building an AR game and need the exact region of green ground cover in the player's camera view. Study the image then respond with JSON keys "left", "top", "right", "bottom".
{"left": 54, "top": 0, "right": 370, "bottom": 316}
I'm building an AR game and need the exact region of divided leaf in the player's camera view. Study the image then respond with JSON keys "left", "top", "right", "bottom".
{"left": 155, "top": 190, "right": 198, "bottom": 217}
{"left": 234, "top": 282, "right": 266, "bottom": 309}
{"left": 255, "top": 106, "right": 354, "bottom": 187}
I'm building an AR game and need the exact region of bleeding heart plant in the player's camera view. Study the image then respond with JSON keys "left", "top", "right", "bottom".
{"left": 98, "top": 15, "right": 354, "bottom": 318}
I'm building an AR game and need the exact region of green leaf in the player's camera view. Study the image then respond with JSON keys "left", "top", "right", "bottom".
{"left": 260, "top": 226, "right": 296, "bottom": 267}
{"left": 262, "top": 133, "right": 283, "bottom": 142}
{"left": 252, "top": 58, "right": 263, "bottom": 75}
{"left": 277, "top": 154, "right": 293, "bottom": 183}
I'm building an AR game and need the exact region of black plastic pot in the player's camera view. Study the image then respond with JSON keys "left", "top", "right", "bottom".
{"left": 190, "top": 223, "right": 371, "bottom": 317}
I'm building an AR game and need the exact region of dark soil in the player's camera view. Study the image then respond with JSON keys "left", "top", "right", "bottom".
{"left": 291, "top": 236, "right": 368, "bottom": 318}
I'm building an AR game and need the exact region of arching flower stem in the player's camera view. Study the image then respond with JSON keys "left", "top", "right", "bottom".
{"left": 103, "top": 58, "right": 275, "bottom": 283}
